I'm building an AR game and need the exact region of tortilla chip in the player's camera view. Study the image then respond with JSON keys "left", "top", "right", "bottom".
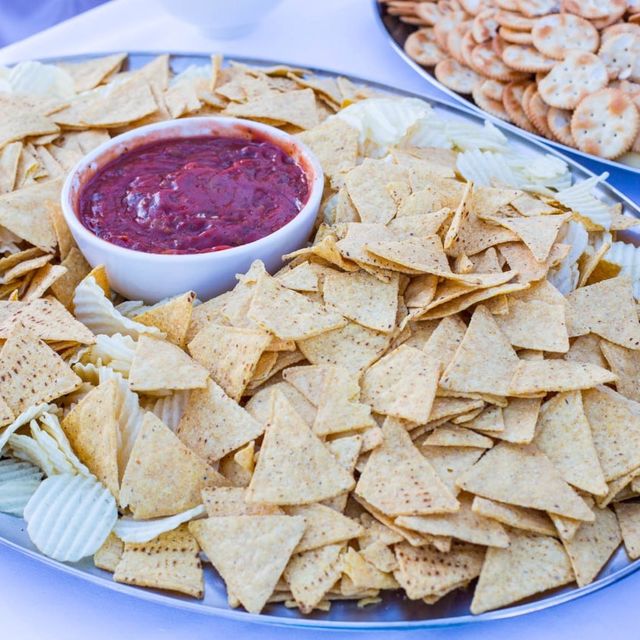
{"left": 190, "top": 515, "right": 305, "bottom": 613}
{"left": 464, "top": 404, "right": 505, "bottom": 433}
{"left": 447, "top": 211, "right": 518, "bottom": 258}
{"left": 565, "top": 277, "right": 640, "bottom": 349}
{"left": 428, "top": 397, "right": 484, "bottom": 424}
{"left": 0, "top": 142, "right": 21, "bottom": 194}
{"left": 361, "top": 345, "right": 440, "bottom": 423}
{"left": 342, "top": 547, "right": 398, "bottom": 590}
{"left": 61, "top": 379, "right": 119, "bottom": 498}
{"left": 582, "top": 387, "right": 640, "bottom": 483}
{"left": 493, "top": 214, "right": 569, "bottom": 262}
{"left": 535, "top": 391, "right": 607, "bottom": 496}
{"left": 471, "top": 497, "right": 557, "bottom": 536}
{"left": 129, "top": 335, "right": 208, "bottom": 392}
{"left": 202, "top": 487, "right": 282, "bottom": 517}
{"left": 282, "top": 364, "right": 354, "bottom": 406}
{"left": 114, "top": 525, "right": 204, "bottom": 598}
{"left": 276, "top": 262, "right": 321, "bottom": 292}
{"left": 286, "top": 503, "right": 363, "bottom": 552}
{"left": 46, "top": 248, "right": 89, "bottom": 308}
{"left": 470, "top": 530, "right": 574, "bottom": 614}
{"left": 188, "top": 323, "right": 270, "bottom": 401}
{"left": 365, "top": 235, "right": 453, "bottom": 277}
{"left": 284, "top": 543, "right": 345, "bottom": 613}
{"left": 0, "top": 324, "right": 80, "bottom": 413}
{"left": 94, "top": 532, "right": 124, "bottom": 572}
{"left": 246, "top": 391, "right": 355, "bottom": 504}
{"left": 58, "top": 53, "right": 127, "bottom": 92}
{"left": 323, "top": 270, "right": 398, "bottom": 333}
{"left": 499, "top": 242, "right": 568, "bottom": 283}
{"left": 564, "top": 333, "right": 607, "bottom": 368}
{"left": 322, "top": 435, "right": 362, "bottom": 512}
{"left": 394, "top": 541, "right": 484, "bottom": 600}
{"left": 508, "top": 360, "right": 616, "bottom": 395}
{"left": 355, "top": 417, "right": 459, "bottom": 516}
{"left": 0, "top": 94, "right": 59, "bottom": 148}
{"left": 23, "top": 264, "right": 67, "bottom": 301}
{"left": 133, "top": 291, "right": 195, "bottom": 348}
{"left": 397, "top": 494, "right": 509, "bottom": 548}
{"left": 600, "top": 340, "right": 640, "bottom": 402}
{"left": 248, "top": 273, "right": 346, "bottom": 341}
{"left": 561, "top": 506, "right": 621, "bottom": 587}
{"left": 440, "top": 306, "right": 518, "bottom": 396}
{"left": 1, "top": 253, "right": 52, "bottom": 284}
{"left": 496, "top": 397, "right": 541, "bottom": 444}
{"left": 177, "top": 378, "right": 264, "bottom": 463}
{"left": 614, "top": 502, "right": 640, "bottom": 560}
{"left": 422, "top": 425, "right": 493, "bottom": 449}
{"left": 0, "top": 179, "right": 61, "bottom": 251}
{"left": 457, "top": 442, "right": 595, "bottom": 521}
{"left": 120, "top": 412, "right": 226, "bottom": 519}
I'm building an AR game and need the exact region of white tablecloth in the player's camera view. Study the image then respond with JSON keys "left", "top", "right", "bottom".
{"left": 0, "top": 1, "right": 638, "bottom": 638}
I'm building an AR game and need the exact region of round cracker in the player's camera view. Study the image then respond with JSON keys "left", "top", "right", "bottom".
{"left": 499, "top": 26, "right": 534, "bottom": 44}
{"left": 531, "top": 14, "right": 599, "bottom": 60}
{"left": 472, "top": 9, "right": 499, "bottom": 43}
{"left": 495, "top": 10, "right": 535, "bottom": 31}
{"left": 435, "top": 14, "right": 468, "bottom": 51}
{"left": 502, "top": 81, "right": 537, "bottom": 132}
{"left": 525, "top": 90, "right": 555, "bottom": 138}
{"left": 538, "top": 50, "right": 608, "bottom": 109}
{"left": 472, "top": 82, "right": 512, "bottom": 121}
{"left": 599, "top": 33, "right": 640, "bottom": 82}
{"left": 602, "top": 23, "right": 640, "bottom": 44}
{"left": 521, "top": 81, "right": 537, "bottom": 113}
{"left": 571, "top": 88, "right": 640, "bottom": 159}
{"left": 404, "top": 29, "right": 448, "bottom": 67}
{"left": 492, "top": 33, "right": 509, "bottom": 57}
{"left": 547, "top": 106, "right": 576, "bottom": 146}
{"left": 495, "top": 0, "right": 519, "bottom": 10}
{"left": 414, "top": 2, "right": 443, "bottom": 25}
{"left": 435, "top": 58, "right": 482, "bottom": 94}
{"left": 447, "top": 22, "right": 474, "bottom": 64}
{"left": 461, "top": 31, "right": 478, "bottom": 67}
{"left": 516, "top": 0, "right": 560, "bottom": 17}
{"left": 590, "top": 6, "right": 627, "bottom": 30}
{"left": 460, "top": 0, "right": 489, "bottom": 15}
{"left": 481, "top": 78, "right": 508, "bottom": 101}
{"left": 502, "top": 44, "right": 555, "bottom": 72}
{"left": 470, "top": 42, "right": 528, "bottom": 81}
{"left": 563, "top": 0, "right": 626, "bottom": 19}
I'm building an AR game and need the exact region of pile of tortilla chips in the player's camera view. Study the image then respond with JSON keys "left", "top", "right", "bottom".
{"left": 2, "top": 53, "right": 640, "bottom": 619}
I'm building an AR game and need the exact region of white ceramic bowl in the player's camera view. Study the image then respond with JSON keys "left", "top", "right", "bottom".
{"left": 61, "top": 117, "right": 323, "bottom": 303}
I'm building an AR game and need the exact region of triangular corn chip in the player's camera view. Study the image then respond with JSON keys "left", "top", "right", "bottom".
{"left": 470, "top": 530, "right": 574, "bottom": 613}
{"left": 355, "top": 417, "right": 459, "bottom": 516}
{"left": 94, "top": 532, "right": 124, "bottom": 572}
{"left": 129, "top": 335, "right": 208, "bottom": 392}
{"left": 323, "top": 435, "right": 362, "bottom": 512}
{"left": 120, "top": 412, "right": 226, "bottom": 518}
{"left": 202, "top": 487, "right": 282, "bottom": 517}
{"left": 133, "top": 291, "right": 195, "bottom": 347}
{"left": 420, "top": 445, "right": 484, "bottom": 497}
{"left": 188, "top": 323, "right": 271, "bottom": 401}
{"left": 422, "top": 314, "right": 467, "bottom": 369}
{"left": 286, "top": 503, "right": 363, "bottom": 552}
{"left": 457, "top": 442, "right": 595, "bottom": 521}
{"left": 440, "top": 306, "right": 519, "bottom": 396}
{"left": 58, "top": 53, "right": 127, "bottom": 92}
{"left": 614, "top": 502, "right": 640, "bottom": 559}
{"left": 62, "top": 379, "right": 120, "bottom": 499}
{"left": 496, "top": 397, "right": 541, "bottom": 444}
{"left": 177, "top": 379, "right": 264, "bottom": 464}
{"left": 447, "top": 211, "right": 518, "bottom": 258}
{"left": 114, "top": 525, "right": 204, "bottom": 598}
{"left": 600, "top": 340, "right": 640, "bottom": 402}
{"left": 535, "top": 391, "right": 607, "bottom": 496}
{"left": 189, "top": 515, "right": 305, "bottom": 613}
{"left": 492, "top": 214, "right": 569, "bottom": 262}
{"left": 283, "top": 364, "right": 358, "bottom": 407}
{"left": 471, "top": 497, "right": 557, "bottom": 536}
{"left": 0, "top": 324, "right": 80, "bottom": 413}
{"left": 246, "top": 391, "right": 355, "bottom": 505}
{"left": 341, "top": 547, "right": 398, "bottom": 590}
{"left": 423, "top": 425, "right": 493, "bottom": 449}
{"left": 464, "top": 405, "right": 505, "bottom": 433}
{"left": 565, "top": 334, "right": 607, "bottom": 367}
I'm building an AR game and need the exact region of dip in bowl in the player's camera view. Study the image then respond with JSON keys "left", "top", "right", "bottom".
{"left": 61, "top": 117, "right": 324, "bottom": 302}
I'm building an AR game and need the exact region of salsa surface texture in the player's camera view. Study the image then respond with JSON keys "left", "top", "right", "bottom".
{"left": 77, "top": 135, "right": 309, "bottom": 254}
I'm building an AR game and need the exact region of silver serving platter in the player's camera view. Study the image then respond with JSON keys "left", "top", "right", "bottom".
{"left": 372, "top": 0, "right": 640, "bottom": 182}
{"left": 1, "top": 52, "right": 640, "bottom": 631}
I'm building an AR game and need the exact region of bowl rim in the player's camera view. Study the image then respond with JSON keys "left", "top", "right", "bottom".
{"left": 60, "top": 115, "right": 324, "bottom": 263}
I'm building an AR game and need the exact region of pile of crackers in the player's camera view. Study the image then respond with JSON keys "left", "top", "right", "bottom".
{"left": 385, "top": 0, "right": 640, "bottom": 162}
{"left": 2, "top": 53, "right": 640, "bottom": 619}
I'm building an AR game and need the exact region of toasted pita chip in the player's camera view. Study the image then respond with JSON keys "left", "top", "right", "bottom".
{"left": 457, "top": 442, "right": 595, "bottom": 521}
{"left": 582, "top": 388, "right": 640, "bottom": 483}
{"left": 0, "top": 324, "right": 80, "bottom": 413}
{"left": 565, "top": 277, "right": 640, "bottom": 349}
{"left": 286, "top": 503, "right": 363, "bottom": 552}
{"left": 535, "top": 391, "right": 607, "bottom": 496}
{"left": 355, "top": 417, "right": 459, "bottom": 516}
{"left": 614, "top": 502, "right": 640, "bottom": 560}
{"left": 188, "top": 323, "right": 270, "bottom": 401}
{"left": 508, "top": 360, "right": 616, "bottom": 395}
{"left": 177, "top": 379, "right": 264, "bottom": 463}
{"left": 61, "top": 380, "right": 119, "bottom": 498}
{"left": 120, "top": 412, "right": 226, "bottom": 519}
{"left": 246, "top": 391, "right": 355, "bottom": 505}
{"left": 133, "top": 291, "right": 195, "bottom": 348}
{"left": 190, "top": 515, "right": 305, "bottom": 613}
{"left": 471, "top": 497, "right": 557, "bottom": 536}
{"left": 129, "top": 335, "right": 208, "bottom": 392}
{"left": 600, "top": 340, "right": 640, "bottom": 402}
{"left": 202, "top": 487, "right": 282, "bottom": 517}
{"left": 470, "top": 530, "right": 574, "bottom": 614}
{"left": 361, "top": 345, "right": 440, "bottom": 424}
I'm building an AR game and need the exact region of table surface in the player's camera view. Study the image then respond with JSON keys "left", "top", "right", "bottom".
{"left": 1, "top": 1, "right": 639, "bottom": 638}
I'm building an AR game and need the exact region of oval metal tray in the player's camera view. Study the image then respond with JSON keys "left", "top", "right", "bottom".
{"left": 372, "top": 0, "right": 640, "bottom": 183}
{"left": 1, "top": 51, "right": 639, "bottom": 631}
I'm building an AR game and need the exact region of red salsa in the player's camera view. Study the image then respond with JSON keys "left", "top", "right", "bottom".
{"left": 77, "top": 135, "right": 310, "bottom": 254}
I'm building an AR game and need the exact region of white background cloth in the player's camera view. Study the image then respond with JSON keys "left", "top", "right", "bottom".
{"left": 0, "top": 1, "right": 639, "bottom": 638}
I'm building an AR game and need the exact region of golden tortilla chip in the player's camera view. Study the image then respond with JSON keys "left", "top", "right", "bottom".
{"left": 202, "top": 487, "right": 282, "bottom": 517}
{"left": 94, "top": 532, "right": 124, "bottom": 572}
{"left": 177, "top": 378, "right": 264, "bottom": 463}
{"left": 120, "top": 412, "right": 227, "bottom": 519}
{"left": 471, "top": 497, "right": 557, "bottom": 536}
{"left": 286, "top": 503, "right": 363, "bottom": 552}
{"left": 246, "top": 391, "right": 355, "bottom": 505}
{"left": 491, "top": 214, "right": 569, "bottom": 262}
{"left": 0, "top": 94, "right": 59, "bottom": 148}
{"left": 355, "top": 417, "right": 459, "bottom": 516}
{"left": 464, "top": 404, "right": 505, "bottom": 434}
{"left": 470, "top": 530, "right": 574, "bottom": 614}
{"left": 457, "top": 442, "right": 595, "bottom": 521}
{"left": 114, "top": 525, "right": 204, "bottom": 598}
{"left": 0, "top": 324, "right": 80, "bottom": 413}
{"left": 23, "top": 264, "right": 67, "bottom": 301}
{"left": 133, "top": 291, "right": 195, "bottom": 348}
{"left": 1, "top": 253, "right": 52, "bottom": 284}
{"left": 423, "top": 425, "right": 493, "bottom": 449}
{"left": 62, "top": 379, "right": 120, "bottom": 498}
{"left": 129, "top": 335, "right": 208, "bottom": 392}
{"left": 495, "top": 397, "right": 541, "bottom": 444}
{"left": 190, "top": 514, "right": 305, "bottom": 613}
{"left": 49, "top": 247, "right": 91, "bottom": 308}
{"left": 227, "top": 88, "right": 319, "bottom": 129}
{"left": 58, "top": 53, "right": 127, "bottom": 92}
{"left": 564, "top": 333, "right": 607, "bottom": 368}
{"left": 0, "top": 142, "right": 22, "bottom": 194}
{"left": 447, "top": 211, "right": 518, "bottom": 258}
{"left": 342, "top": 547, "right": 398, "bottom": 590}
{"left": 600, "top": 340, "right": 640, "bottom": 402}
{"left": 614, "top": 502, "right": 640, "bottom": 560}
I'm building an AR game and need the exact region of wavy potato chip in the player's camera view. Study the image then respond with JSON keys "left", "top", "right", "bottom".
{"left": 114, "top": 504, "right": 206, "bottom": 543}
